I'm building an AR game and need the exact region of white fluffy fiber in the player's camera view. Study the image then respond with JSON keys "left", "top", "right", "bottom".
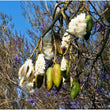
{"left": 61, "top": 57, "right": 67, "bottom": 71}
{"left": 35, "top": 54, "right": 46, "bottom": 76}
{"left": 18, "top": 58, "right": 35, "bottom": 93}
{"left": 68, "top": 13, "right": 87, "bottom": 39}
{"left": 42, "top": 30, "right": 54, "bottom": 60}
{"left": 18, "top": 59, "right": 34, "bottom": 79}
{"left": 61, "top": 31, "right": 71, "bottom": 49}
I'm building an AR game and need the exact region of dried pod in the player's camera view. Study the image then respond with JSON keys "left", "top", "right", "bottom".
{"left": 52, "top": 64, "right": 61, "bottom": 88}
{"left": 46, "top": 67, "right": 53, "bottom": 91}
{"left": 55, "top": 35, "right": 63, "bottom": 56}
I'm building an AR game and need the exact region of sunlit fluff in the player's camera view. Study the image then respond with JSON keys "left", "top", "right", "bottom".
{"left": 18, "top": 58, "right": 35, "bottom": 93}
{"left": 61, "top": 31, "right": 71, "bottom": 49}
{"left": 43, "top": 31, "right": 54, "bottom": 60}
{"left": 68, "top": 13, "right": 87, "bottom": 39}
{"left": 61, "top": 57, "right": 67, "bottom": 71}
{"left": 20, "top": 80, "right": 34, "bottom": 93}
{"left": 43, "top": 46, "right": 54, "bottom": 60}
{"left": 19, "top": 75, "right": 35, "bottom": 93}
{"left": 18, "top": 59, "right": 34, "bottom": 80}
{"left": 35, "top": 54, "right": 46, "bottom": 76}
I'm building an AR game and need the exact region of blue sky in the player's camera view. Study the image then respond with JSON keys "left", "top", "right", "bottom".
{"left": 0, "top": 1, "right": 40, "bottom": 36}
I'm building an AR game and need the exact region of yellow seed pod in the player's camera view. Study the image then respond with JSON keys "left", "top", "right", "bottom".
{"left": 46, "top": 67, "right": 53, "bottom": 91}
{"left": 52, "top": 64, "right": 62, "bottom": 88}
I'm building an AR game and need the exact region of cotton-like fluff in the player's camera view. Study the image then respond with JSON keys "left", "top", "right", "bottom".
{"left": 18, "top": 59, "right": 34, "bottom": 80}
{"left": 42, "top": 30, "right": 54, "bottom": 60}
{"left": 61, "top": 30, "right": 71, "bottom": 49}
{"left": 35, "top": 54, "right": 46, "bottom": 76}
{"left": 61, "top": 57, "right": 67, "bottom": 71}
{"left": 18, "top": 58, "right": 35, "bottom": 93}
{"left": 20, "top": 80, "right": 35, "bottom": 94}
{"left": 68, "top": 13, "right": 87, "bottom": 39}
{"left": 19, "top": 76, "right": 35, "bottom": 94}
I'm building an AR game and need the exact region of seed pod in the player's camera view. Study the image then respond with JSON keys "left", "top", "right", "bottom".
{"left": 42, "top": 30, "right": 54, "bottom": 60}
{"left": 84, "top": 15, "right": 93, "bottom": 40}
{"left": 52, "top": 64, "right": 61, "bottom": 88}
{"left": 61, "top": 59, "right": 69, "bottom": 79}
{"left": 57, "top": 47, "right": 63, "bottom": 56}
{"left": 70, "top": 78, "right": 80, "bottom": 99}
{"left": 46, "top": 67, "right": 53, "bottom": 91}
{"left": 54, "top": 33, "right": 63, "bottom": 56}
{"left": 34, "top": 75, "right": 44, "bottom": 89}
{"left": 86, "top": 15, "right": 93, "bottom": 33}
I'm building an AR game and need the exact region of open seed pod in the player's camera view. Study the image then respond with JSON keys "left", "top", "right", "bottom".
{"left": 55, "top": 36, "right": 63, "bottom": 56}
{"left": 42, "top": 30, "right": 54, "bottom": 60}
{"left": 46, "top": 67, "right": 53, "bottom": 91}
{"left": 61, "top": 58, "right": 69, "bottom": 79}
{"left": 53, "top": 32, "right": 64, "bottom": 56}
{"left": 52, "top": 64, "right": 62, "bottom": 88}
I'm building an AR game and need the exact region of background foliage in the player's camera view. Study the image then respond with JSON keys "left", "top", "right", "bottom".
{"left": 0, "top": 1, "right": 110, "bottom": 109}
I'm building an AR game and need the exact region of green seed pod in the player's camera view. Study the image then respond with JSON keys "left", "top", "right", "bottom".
{"left": 70, "top": 78, "right": 80, "bottom": 99}
{"left": 104, "top": 3, "right": 110, "bottom": 23}
{"left": 34, "top": 75, "right": 43, "bottom": 89}
{"left": 52, "top": 64, "right": 61, "bottom": 88}
{"left": 86, "top": 15, "right": 93, "bottom": 33}
{"left": 61, "top": 59, "right": 69, "bottom": 79}
{"left": 46, "top": 67, "right": 53, "bottom": 91}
